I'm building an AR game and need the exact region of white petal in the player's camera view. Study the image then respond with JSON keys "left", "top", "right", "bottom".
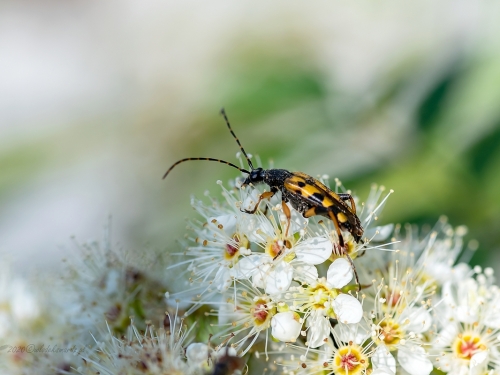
{"left": 218, "top": 302, "right": 243, "bottom": 326}
{"left": 485, "top": 304, "right": 500, "bottom": 329}
{"left": 271, "top": 311, "right": 302, "bottom": 342}
{"left": 365, "top": 223, "right": 394, "bottom": 241}
{"left": 186, "top": 343, "right": 212, "bottom": 365}
{"left": 306, "top": 312, "right": 330, "bottom": 348}
{"left": 293, "top": 264, "right": 318, "bottom": 284}
{"left": 326, "top": 258, "right": 353, "bottom": 289}
{"left": 332, "top": 294, "right": 363, "bottom": 324}
{"left": 470, "top": 350, "right": 488, "bottom": 367}
{"left": 208, "top": 214, "right": 237, "bottom": 235}
{"left": 400, "top": 307, "right": 432, "bottom": 334}
{"left": 371, "top": 370, "right": 395, "bottom": 375}
{"left": 215, "top": 346, "right": 238, "bottom": 360}
{"left": 252, "top": 263, "right": 271, "bottom": 289}
{"left": 397, "top": 345, "right": 433, "bottom": 375}
{"left": 264, "top": 262, "right": 293, "bottom": 295}
{"left": 288, "top": 205, "right": 309, "bottom": 233}
{"left": 433, "top": 323, "right": 458, "bottom": 347}
{"left": 11, "top": 281, "right": 40, "bottom": 321}
{"left": 450, "top": 263, "right": 472, "bottom": 283}
{"left": 102, "top": 269, "right": 120, "bottom": 295}
{"left": 241, "top": 189, "right": 262, "bottom": 212}
{"left": 333, "top": 322, "right": 367, "bottom": 345}
{"left": 295, "top": 237, "right": 332, "bottom": 265}
{"left": 214, "top": 266, "right": 232, "bottom": 292}
{"left": 233, "top": 255, "right": 264, "bottom": 279}
{"left": 372, "top": 345, "right": 396, "bottom": 374}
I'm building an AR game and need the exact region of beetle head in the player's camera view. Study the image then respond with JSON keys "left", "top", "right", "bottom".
{"left": 242, "top": 168, "right": 265, "bottom": 186}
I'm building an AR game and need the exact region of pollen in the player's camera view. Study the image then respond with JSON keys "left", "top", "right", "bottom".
{"left": 266, "top": 239, "right": 284, "bottom": 258}
{"left": 332, "top": 345, "right": 368, "bottom": 375}
{"left": 452, "top": 333, "right": 486, "bottom": 360}
{"left": 376, "top": 319, "right": 404, "bottom": 350}
{"left": 223, "top": 234, "right": 248, "bottom": 261}
{"left": 251, "top": 299, "right": 274, "bottom": 327}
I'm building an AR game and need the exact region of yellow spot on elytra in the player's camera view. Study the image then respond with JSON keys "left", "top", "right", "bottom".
{"left": 337, "top": 212, "right": 348, "bottom": 223}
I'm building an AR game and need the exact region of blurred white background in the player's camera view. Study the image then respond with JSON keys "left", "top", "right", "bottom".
{"left": 1, "top": 0, "right": 499, "bottom": 274}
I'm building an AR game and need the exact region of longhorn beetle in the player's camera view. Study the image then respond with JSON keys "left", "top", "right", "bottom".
{"left": 163, "top": 109, "right": 365, "bottom": 289}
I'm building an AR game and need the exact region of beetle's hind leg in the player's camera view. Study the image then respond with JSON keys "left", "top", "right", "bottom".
{"left": 241, "top": 189, "right": 276, "bottom": 214}
{"left": 343, "top": 251, "right": 361, "bottom": 292}
{"left": 327, "top": 210, "right": 345, "bottom": 248}
{"left": 327, "top": 210, "right": 361, "bottom": 291}
{"left": 356, "top": 245, "right": 367, "bottom": 258}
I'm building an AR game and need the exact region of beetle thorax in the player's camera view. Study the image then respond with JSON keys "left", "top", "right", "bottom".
{"left": 262, "top": 169, "right": 292, "bottom": 188}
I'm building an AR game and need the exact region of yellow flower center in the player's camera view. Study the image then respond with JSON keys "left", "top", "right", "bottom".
{"left": 376, "top": 319, "right": 404, "bottom": 350}
{"left": 306, "top": 282, "right": 339, "bottom": 318}
{"left": 380, "top": 288, "right": 402, "bottom": 309}
{"left": 265, "top": 238, "right": 292, "bottom": 259}
{"left": 251, "top": 298, "right": 275, "bottom": 327}
{"left": 329, "top": 231, "right": 357, "bottom": 259}
{"left": 332, "top": 344, "right": 368, "bottom": 375}
{"left": 452, "top": 333, "right": 486, "bottom": 360}
{"left": 224, "top": 234, "right": 248, "bottom": 261}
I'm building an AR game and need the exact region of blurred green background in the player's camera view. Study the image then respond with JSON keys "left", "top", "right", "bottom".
{"left": 1, "top": 1, "right": 499, "bottom": 275}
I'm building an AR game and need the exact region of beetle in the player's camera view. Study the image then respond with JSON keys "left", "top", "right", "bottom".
{"left": 163, "top": 109, "right": 364, "bottom": 288}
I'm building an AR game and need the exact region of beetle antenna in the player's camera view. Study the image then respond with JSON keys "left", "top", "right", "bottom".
{"left": 163, "top": 158, "right": 250, "bottom": 179}
{"left": 220, "top": 108, "right": 254, "bottom": 170}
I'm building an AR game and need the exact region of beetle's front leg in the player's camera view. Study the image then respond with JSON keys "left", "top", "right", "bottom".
{"left": 242, "top": 187, "right": 277, "bottom": 214}
{"left": 338, "top": 193, "right": 357, "bottom": 214}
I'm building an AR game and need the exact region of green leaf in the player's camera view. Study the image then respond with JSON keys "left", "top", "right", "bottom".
{"left": 417, "top": 66, "right": 462, "bottom": 131}
{"left": 466, "top": 121, "right": 500, "bottom": 176}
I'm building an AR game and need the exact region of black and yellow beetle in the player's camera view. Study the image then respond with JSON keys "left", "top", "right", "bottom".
{"left": 163, "top": 109, "right": 364, "bottom": 287}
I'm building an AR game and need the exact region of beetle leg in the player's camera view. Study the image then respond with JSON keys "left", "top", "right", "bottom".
{"left": 327, "top": 210, "right": 361, "bottom": 291}
{"left": 242, "top": 191, "right": 275, "bottom": 214}
{"left": 343, "top": 251, "right": 361, "bottom": 291}
{"left": 356, "top": 247, "right": 367, "bottom": 258}
{"left": 303, "top": 206, "right": 318, "bottom": 218}
{"left": 262, "top": 204, "right": 269, "bottom": 217}
{"left": 327, "top": 210, "right": 345, "bottom": 248}
{"left": 281, "top": 201, "right": 291, "bottom": 237}
{"left": 338, "top": 193, "right": 356, "bottom": 214}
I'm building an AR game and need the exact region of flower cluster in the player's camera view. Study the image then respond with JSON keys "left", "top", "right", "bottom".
{"left": 167, "top": 177, "right": 500, "bottom": 375}
{"left": 1, "top": 174, "right": 499, "bottom": 375}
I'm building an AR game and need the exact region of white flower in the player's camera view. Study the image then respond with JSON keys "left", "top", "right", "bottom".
{"left": 186, "top": 342, "right": 212, "bottom": 366}
{"left": 363, "top": 251, "right": 435, "bottom": 375}
{"left": 305, "top": 310, "right": 333, "bottom": 348}
{"left": 236, "top": 200, "right": 330, "bottom": 295}
{"left": 271, "top": 311, "right": 302, "bottom": 342}
{"left": 276, "top": 320, "right": 374, "bottom": 375}
{"left": 431, "top": 269, "right": 500, "bottom": 375}
{"left": 372, "top": 345, "right": 397, "bottom": 374}
{"left": 326, "top": 258, "right": 354, "bottom": 288}
{"left": 211, "top": 281, "right": 276, "bottom": 356}
{"left": 78, "top": 310, "right": 204, "bottom": 375}
{"left": 397, "top": 345, "right": 434, "bottom": 375}
{"left": 287, "top": 270, "right": 363, "bottom": 347}
{"left": 332, "top": 293, "right": 364, "bottom": 324}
